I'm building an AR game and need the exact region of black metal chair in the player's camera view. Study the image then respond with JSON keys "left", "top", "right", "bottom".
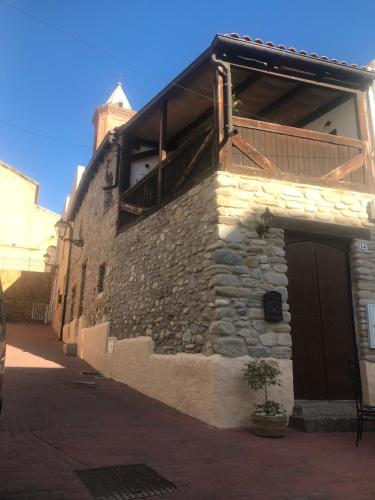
{"left": 348, "top": 356, "right": 375, "bottom": 446}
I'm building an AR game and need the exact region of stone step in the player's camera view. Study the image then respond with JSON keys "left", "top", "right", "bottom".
{"left": 292, "top": 399, "right": 356, "bottom": 418}
{"left": 289, "top": 399, "right": 364, "bottom": 433}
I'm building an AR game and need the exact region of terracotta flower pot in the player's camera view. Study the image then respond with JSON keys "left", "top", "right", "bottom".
{"left": 251, "top": 412, "right": 288, "bottom": 437}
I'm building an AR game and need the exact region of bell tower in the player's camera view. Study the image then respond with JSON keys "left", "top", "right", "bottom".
{"left": 92, "top": 82, "right": 135, "bottom": 151}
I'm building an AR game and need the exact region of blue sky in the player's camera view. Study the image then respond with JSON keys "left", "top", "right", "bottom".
{"left": 1, "top": 0, "right": 375, "bottom": 213}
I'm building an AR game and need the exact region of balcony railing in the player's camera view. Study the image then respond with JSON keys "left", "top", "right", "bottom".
{"left": 230, "top": 116, "right": 369, "bottom": 189}
{"left": 119, "top": 121, "right": 214, "bottom": 227}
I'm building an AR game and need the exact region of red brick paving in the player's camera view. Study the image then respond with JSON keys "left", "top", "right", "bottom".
{"left": 1, "top": 323, "right": 375, "bottom": 499}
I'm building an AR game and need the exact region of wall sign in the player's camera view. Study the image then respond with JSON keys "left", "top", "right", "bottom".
{"left": 357, "top": 240, "right": 369, "bottom": 252}
{"left": 263, "top": 291, "right": 283, "bottom": 322}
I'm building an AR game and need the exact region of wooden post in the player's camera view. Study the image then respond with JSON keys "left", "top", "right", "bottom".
{"left": 215, "top": 67, "right": 232, "bottom": 171}
{"left": 215, "top": 69, "right": 225, "bottom": 170}
{"left": 158, "top": 101, "right": 168, "bottom": 203}
{"left": 356, "top": 92, "right": 375, "bottom": 192}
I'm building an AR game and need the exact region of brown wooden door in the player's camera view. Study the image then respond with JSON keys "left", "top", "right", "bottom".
{"left": 286, "top": 235, "right": 356, "bottom": 400}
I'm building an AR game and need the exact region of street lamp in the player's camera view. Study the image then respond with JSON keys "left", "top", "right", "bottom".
{"left": 55, "top": 219, "right": 84, "bottom": 247}
{"left": 43, "top": 253, "right": 50, "bottom": 265}
{"left": 256, "top": 207, "right": 273, "bottom": 238}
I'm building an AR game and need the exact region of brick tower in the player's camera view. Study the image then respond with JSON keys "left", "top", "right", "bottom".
{"left": 92, "top": 82, "right": 135, "bottom": 151}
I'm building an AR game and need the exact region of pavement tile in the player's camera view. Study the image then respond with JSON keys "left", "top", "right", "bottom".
{"left": 1, "top": 323, "right": 375, "bottom": 499}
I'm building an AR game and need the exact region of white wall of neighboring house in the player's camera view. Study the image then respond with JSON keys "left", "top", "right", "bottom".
{"left": 304, "top": 98, "right": 359, "bottom": 139}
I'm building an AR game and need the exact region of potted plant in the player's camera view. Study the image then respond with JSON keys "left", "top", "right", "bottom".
{"left": 243, "top": 359, "right": 288, "bottom": 437}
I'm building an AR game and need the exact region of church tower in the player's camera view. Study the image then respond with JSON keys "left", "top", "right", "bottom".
{"left": 92, "top": 82, "right": 135, "bottom": 151}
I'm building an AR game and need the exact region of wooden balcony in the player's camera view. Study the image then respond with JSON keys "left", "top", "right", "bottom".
{"left": 228, "top": 116, "right": 372, "bottom": 192}
{"left": 119, "top": 121, "right": 214, "bottom": 227}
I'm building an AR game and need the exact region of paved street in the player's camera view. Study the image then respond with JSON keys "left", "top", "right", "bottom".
{"left": 1, "top": 324, "right": 375, "bottom": 499}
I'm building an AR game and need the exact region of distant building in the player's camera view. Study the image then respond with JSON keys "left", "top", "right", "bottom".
{"left": 0, "top": 160, "right": 59, "bottom": 321}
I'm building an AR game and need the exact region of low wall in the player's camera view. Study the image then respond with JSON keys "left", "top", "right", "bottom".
{"left": 0, "top": 269, "right": 52, "bottom": 322}
{"left": 76, "top": 321, "right": 294, "bottom": 428}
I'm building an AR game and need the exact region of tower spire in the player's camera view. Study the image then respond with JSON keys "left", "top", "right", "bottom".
{"left": 92, "top": 82, "right": 135, "bottom": 151}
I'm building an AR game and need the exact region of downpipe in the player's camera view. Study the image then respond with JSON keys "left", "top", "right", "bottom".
{"left": 211, "top": 53, "right": 238, "bottom": 138}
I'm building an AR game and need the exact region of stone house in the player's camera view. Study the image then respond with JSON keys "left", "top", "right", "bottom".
{"left": 51, "top": 34, "right": 375, "bottom": 428}
{"left": 0, "top": 160, "right": 59, "bottom": 321}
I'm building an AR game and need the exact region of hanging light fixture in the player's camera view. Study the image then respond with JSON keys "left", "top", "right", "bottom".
{"left": 54, "top": 219, "right": 84, "bottom": 247}
{"left": 256, "top": 207, "right": 273, "bottom": 238}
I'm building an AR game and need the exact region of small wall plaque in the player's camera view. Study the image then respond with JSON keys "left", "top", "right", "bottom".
{"left": 357, "top": 240, "right": 369, "bottom": 252}
{"left": 263, "top": 291, "right": 283, "bottom": 322}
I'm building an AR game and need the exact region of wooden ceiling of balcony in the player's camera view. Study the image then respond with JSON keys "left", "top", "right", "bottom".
{"left": 129, "top": 62, "right": 353, "bottom": 145}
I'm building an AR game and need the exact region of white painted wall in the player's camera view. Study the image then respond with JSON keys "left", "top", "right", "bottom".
{"left": 71, "top": 320, "right": 294, "bottom": 429}
{"left": 304, "top": 98, "right": 359, "bottom": 139}
{"left": 130, "top": 146, "right": 158, "bottom": 187}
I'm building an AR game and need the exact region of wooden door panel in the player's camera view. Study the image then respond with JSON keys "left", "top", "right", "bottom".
{"left": 286, "top": 241, "right": 327, "bottom": 399}
{"left": 286, "top": 236, "right": 356, "bottom": 400}
{"left": 316, "top": 243, "right": 355, "bottom": 399}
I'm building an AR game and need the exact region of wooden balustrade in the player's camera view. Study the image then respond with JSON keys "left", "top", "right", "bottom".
{"left": 229, "top": 116, "right": 370, "bottom": 190}
{"left": 119, "top": 122, "right": 214, "bottom": 227}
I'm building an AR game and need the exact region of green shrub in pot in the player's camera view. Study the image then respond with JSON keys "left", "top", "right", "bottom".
{"left": 243, "top": 359, "right": 288, "bottom": 437}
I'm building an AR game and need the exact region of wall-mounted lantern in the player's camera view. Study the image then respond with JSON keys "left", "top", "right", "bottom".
{"left": 43, "top": 253, "right": 50, "bottom": 265}
{"left": 256, "top": 207, "right": 273, "bottom": 238}
{"left": 55, "top": 219, "right": 84, "bottom": 247}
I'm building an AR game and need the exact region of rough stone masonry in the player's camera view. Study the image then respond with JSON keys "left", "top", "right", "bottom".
{"left": 66, "top": 145, "right": 375, "bottom": 365}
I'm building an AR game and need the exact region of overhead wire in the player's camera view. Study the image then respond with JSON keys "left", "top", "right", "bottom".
{"left": 0, "top": 0, "right": 353, "bottom": 157}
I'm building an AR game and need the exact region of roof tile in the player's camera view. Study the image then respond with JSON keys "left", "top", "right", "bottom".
{"left": 221, "top": 34, "right": 375, "bottom": 72}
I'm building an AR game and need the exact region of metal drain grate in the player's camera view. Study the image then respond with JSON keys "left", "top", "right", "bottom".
{"left": 80, "top": 371, "right": 104, "bottom": 378}
{"left": 75, "top": 463, "right": 178, "bottom": 499}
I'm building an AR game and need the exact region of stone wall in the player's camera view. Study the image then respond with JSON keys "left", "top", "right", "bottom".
{"left": 0, "top": 269, "right": 52, "bottom": 322}
{"left": 65, "top": 157, "right": 375, "bottom": 362}
{"left": 212, "top": 171, "right": 375, "bottom": 361}
{"left": 66, "top": 147, "right": 218, "bottom": 354}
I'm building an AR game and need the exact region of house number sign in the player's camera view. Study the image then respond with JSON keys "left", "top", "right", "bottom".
{"left": 357, "top": 240, "right": 369, "bottom": 252}
{"left": 263, "top": 291, "right": 283, "bottom": 322}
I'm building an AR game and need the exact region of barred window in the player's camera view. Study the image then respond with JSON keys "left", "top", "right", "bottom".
{"left": 97, "top": 263, "right": 106, "bottom": 294}
{"left": 78, "top": 264, "right": 87, "bottom": 317}
{"left": 69, "top": 287, "right": 76, "bottom": 322}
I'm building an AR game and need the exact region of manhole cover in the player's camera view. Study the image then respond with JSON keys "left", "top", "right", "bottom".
{"left": 75, "top": 463, "right": 178, "bottom": 499}
{"left": 64, "top": 381, "right": 101, "bottom": 389}
{"left": 80, "top": 371, "right": 104, "bottom": 378}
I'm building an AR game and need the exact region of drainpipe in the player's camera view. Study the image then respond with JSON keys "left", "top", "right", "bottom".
{"left": 59, "top": 226, "right": 73, "bottom": 341}
{"left": 103, "top": 132, "right": 121, "bottom": 191}
{"left": 211, "top": 53, "right": 237, "bottom": 138}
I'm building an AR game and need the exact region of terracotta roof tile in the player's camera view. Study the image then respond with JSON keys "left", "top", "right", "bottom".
{"left": 221, "top": 34, "right": 374, "bottom": 72}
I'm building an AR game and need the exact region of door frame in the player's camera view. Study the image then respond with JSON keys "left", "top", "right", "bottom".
{"left": 285, "top": 230, "right": 360, "bottom": 400}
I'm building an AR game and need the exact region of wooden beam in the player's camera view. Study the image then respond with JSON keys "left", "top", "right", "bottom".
{"left": 120, "top": 201, "right": 148, "bottom": 215}
{"left": 272, "top": 215, "right": 371, "bottom": 240}
{"left": 131, "top": 149, "right": 159, "bottom": 161}
{"left": 296, "top": 93, "right": 352, "bottom": 128}
{"left": 356, "top": 92, "right": 375, "bottom": 192}
{"left": 175, "top": 130, "right": 213, "bottom": 190}
{"left": 257, "top": 84, "right": 307, "bottom": 118}
{"left": 168, "top": 108, "right": 212, "bottom": 148}
{"left": 322, "top": 153, "right": 364, "bottom": 180}
{"left": 232, "top": 134, "right": 280, "bottom": 173}
{"left": 157, "top": 101, "right": 168, "bottom": 203}
{"left": 229, "top": 61, "right": 362, "bottom": 95}
{"left": 233, "top": 72, "right": 263, "bottom": 96}
{"left": 232, "top": 115, "right": 363, "bottom": 149}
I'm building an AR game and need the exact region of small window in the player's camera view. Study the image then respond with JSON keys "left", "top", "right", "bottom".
{"left": 97, "top": 263, "right": 106, "bottom": 294}
{"left": 78, "top": 264, "right": 87, "bottom": 317}
{"left": 70, "top": 287, "right": 76, "bottom": 322}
